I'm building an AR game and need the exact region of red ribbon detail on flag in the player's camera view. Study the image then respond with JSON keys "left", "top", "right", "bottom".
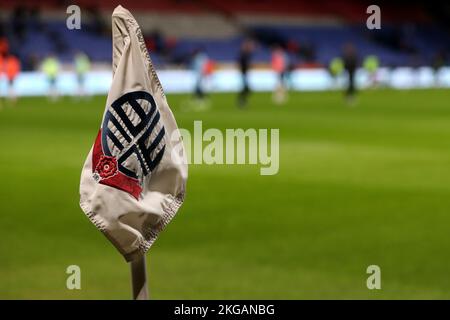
{"left": 92, "top": 130, "right": 142, "bottom": 199}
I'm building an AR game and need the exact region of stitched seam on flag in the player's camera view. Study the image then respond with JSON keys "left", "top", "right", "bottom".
{"left": 81, "top": 201, "right": 134, "bottom": 260}
{"left": 137, "top": 193, "right": 185, "bottom": 254}
{"left": 80, "top": 202, "right": 107, "bottom": 232}
{"left": 80, "top": 192, "right": 185, "bottom": 261}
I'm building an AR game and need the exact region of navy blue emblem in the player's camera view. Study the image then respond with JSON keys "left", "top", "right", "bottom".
{"left": 101, "top": 91, "right": 165, "bottom": 180}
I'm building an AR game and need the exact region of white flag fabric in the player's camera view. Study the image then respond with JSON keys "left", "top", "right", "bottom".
{"left": 79, "top": 5, "right": 187, "bottom": 262}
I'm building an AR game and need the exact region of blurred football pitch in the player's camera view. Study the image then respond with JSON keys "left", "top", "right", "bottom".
{"left": 1, "top": 88, "right": 450, "bottom": 299}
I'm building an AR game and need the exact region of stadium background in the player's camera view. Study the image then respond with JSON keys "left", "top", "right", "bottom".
{"left": 0, "top": 0, "right": 450, "bottom": 299}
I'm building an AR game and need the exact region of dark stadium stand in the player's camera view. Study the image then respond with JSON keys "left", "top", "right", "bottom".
{"left": 0, "top": 0, "right": 448, "bottom": 68}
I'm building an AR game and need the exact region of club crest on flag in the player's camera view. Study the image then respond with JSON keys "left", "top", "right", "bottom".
{"left": 92, "top": 91, "right": 166, "bottom": 199}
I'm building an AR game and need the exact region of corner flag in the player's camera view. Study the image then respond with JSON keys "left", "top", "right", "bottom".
{"left": 79, "top": 5, "right": 187, "bottom": 262}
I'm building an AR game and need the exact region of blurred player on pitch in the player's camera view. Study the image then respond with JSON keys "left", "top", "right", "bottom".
{"left": 271, "top": 45, "right": 288, "bottom": 105}
{"left": 237, "top": 39, "right": 254, "bottom": 107}
{"left": 0, "top": 37, "right": 20, "bottom": 107}
{"left": 41, "top": 54, "right": 60, "bottom": 101}
{"left": 74, "top": 51, "right": 91, "bottom": 99}
{"left": 191, "top": 47, "right": 210, "bottom": 110}
{"left": 363, "top": 55, "right": 379, "bottom": 88}
{"left": 329, "top": 56, "right": 344, "bottom": 89}
{"left": 4, "top": 53, "right": 20, "bottom": 105}
{"left": 342, "top": 43, "right": 358, "bottom": 105}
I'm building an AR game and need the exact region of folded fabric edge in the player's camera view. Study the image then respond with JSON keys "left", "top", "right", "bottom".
{"left": 79, "top": 192, "right": 185, "bottom": 262}
{"left": 139, "top": 193, "right": 185, "bottom": 253}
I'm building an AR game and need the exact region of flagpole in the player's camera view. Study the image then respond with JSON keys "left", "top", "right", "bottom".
{"left": 130, "top": 255, "right": 149, "bottom": 300}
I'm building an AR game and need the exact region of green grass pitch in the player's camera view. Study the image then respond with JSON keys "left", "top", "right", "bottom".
{"left": 1, "top": 89, "right": 450, "bottom": 299}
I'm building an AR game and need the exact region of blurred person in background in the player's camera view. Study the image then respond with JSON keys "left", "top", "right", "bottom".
{"left": 329, "top": 56, "right": 344, "bottom": 89}
{"left": 342, "top": 43, "right": 358, "bottom": 105}
{"left": 191, "top": 47, "right": 210, "bottom": 110}
{"left": 41, "top": 54, "right": 60, "bottom": 101}
{"left": 363, "top": 55, "right": 380, "bottom": 88}
{"left": 271, "top": 44, "right": 289, "bottom": 104}
{"left": 4, "top": 53, "right": 21, "bottom": 105}
{"left": 74, "top": 51, "right": 91, "bottom": 98}
{"left": 0, "top": 37, "right": 20, "bottom": 107}
{"left": 237, "top": 39, "right": 254, "bottom": 107}
{"left": 0, "top": 53, "right": 3, "bottom": 108}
